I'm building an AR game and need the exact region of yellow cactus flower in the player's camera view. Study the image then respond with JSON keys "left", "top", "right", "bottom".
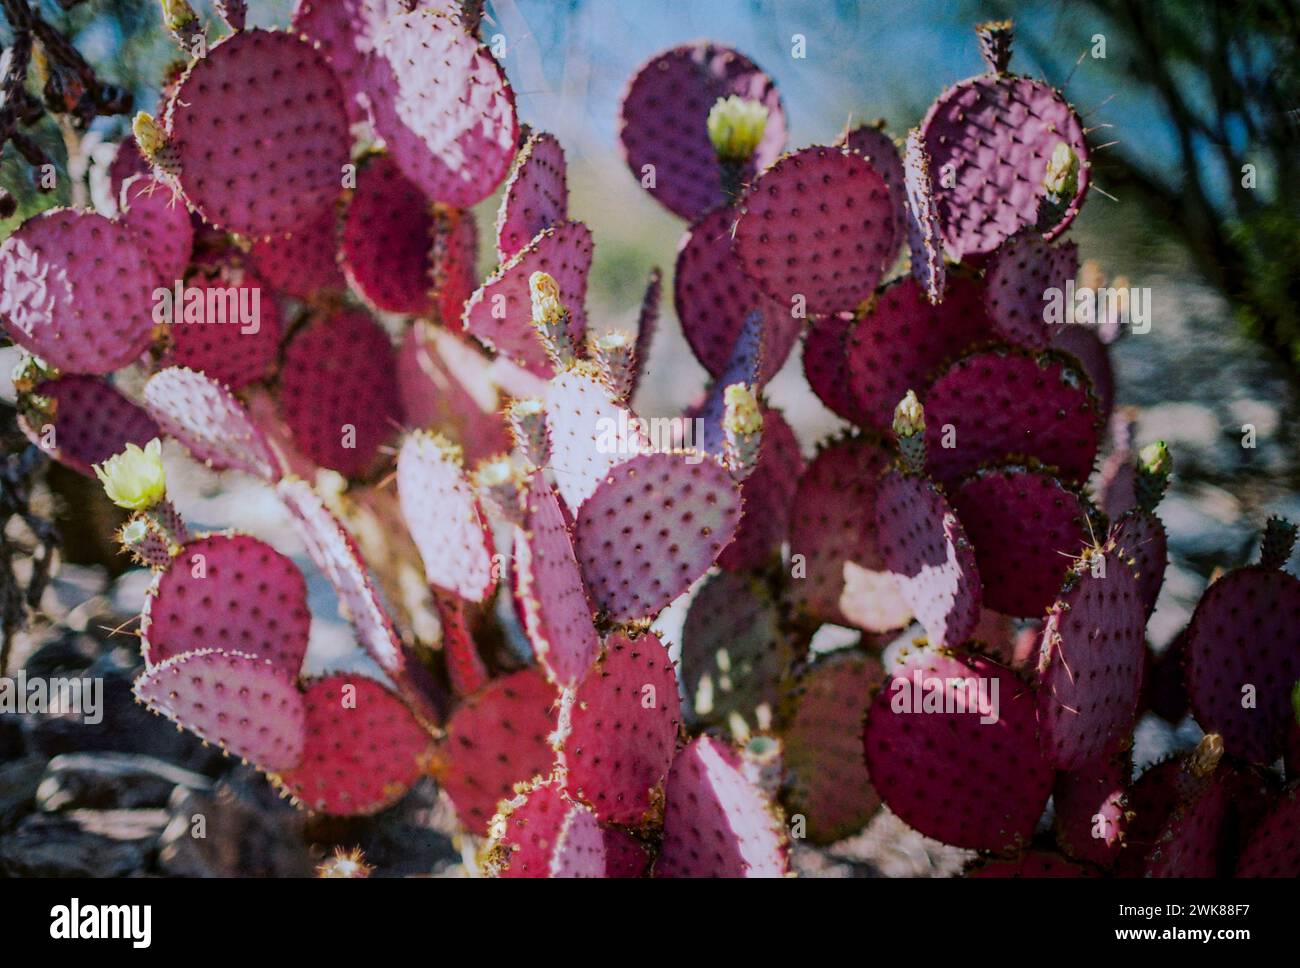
{"left": 1042, "top": 141, "right": 1079, "bottom": 198}
{"left": 93, "top": 438, "right": 167, "bottom": 510}
{"left": 132, "top": 112, "right": 168, "bottom": 160}
{"left": 892, "top": 390, "right": 926, "bottom": 438}
{"left": 723, "top": 383, "right": 763, "bottom": 436}
{"left": 706, "top": 95, "right": 769, "bottom": 163}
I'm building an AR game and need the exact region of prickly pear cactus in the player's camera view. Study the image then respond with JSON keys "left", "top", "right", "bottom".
{"left": 3, "top": 6, "right": 1292, "bottom": 883}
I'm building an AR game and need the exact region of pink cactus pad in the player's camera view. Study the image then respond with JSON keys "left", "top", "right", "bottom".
{"left": 133, "top": 648, "right": 305, "bottom": 771}
{"left": 1052, "top": 325, "right": 1115, "bottom": 421}
{"left": 839, "top": 122, "right": 906, "bottom": 216}
{"left": 967, "top": 851, "right": 1097, "bottom": 878}
{"left": 545, "top": 364, "right": 648, "bottom": 513}
{"left": 717, "top": 406, "right": 803, "bottom": 571}
{"left": 602, "top": 826, "right": 651, "bottom": 878}
{"left": 396, "top": 431, "right": 495, "bottom": 602}
{"left": 431, "top": 589, "right": 488, "bottom": 698}
{"left": 396, "top": 324, "right": 512, "bottom": 464}
{"left": 874, "top": 470, "right": 982, "bottom": 648}
{"left": 279, "top": 674, "right": 434, "bottom": 816}
{"left": 292, "top": 0, "right": 422, "bottom": 124}
{"left": 735, "top": 146, "right": 899, "bottom": 317}
{"left": 488, "top": 777, "right": 605, "bottom": 878}
{"left": 787, "top": 434, "right": 892, "bottom": 626}
{"left": 341, "top": 154, "right": 437, "bottom": 315}
{"left": 1144, "top": 777, "right": 1230, "bottom": 877}
{"left": 435, "top": 666, "right": 559, "bottom": 835}
{"left": 1036, "top": 545, "right": 1146, "bottom": 769}
{"left": 902, "top": 129, "right": 946, "bottom": 303}
{"left": 629, "top": 267, "right": 661, "bottom": 401}
{"left": 1235, "top": 789, "right": 1300, "bottom": 877}
{"left": 655, "top": 735, "right": 787, "bottom": 877}
{"left": 618, "top": 43, "right": 786, "bottom": 221}
{"left": 1053, "top": 747, "right": 1129, "bottom": 868}
{"left": 1186, "top": 566, "right": 1300, "bottom": 764}
{"left": 951, "top": 465, "right": 1090, "bottom": 617}
{"left": 279, "top": 309, "right": 402, "bottom": 477}
{"left": 141, "top": 534, "right": 310, "bottom": 678}
{"left": 1145, "top": 629, "right": 1189, "bottom": 723}
{"left": 247, "top": 203, "right": 346, "bottom": 301}
{"left": 560, "top": 631, "right": 682, "bottom": 825}
{"left": 108, "top": 136, "right": 150, "bottom": 200}
{"left": 1111, "top": 509, "right": 1168, "bottom": 618}
{"left": 512, "top": 473, "right": 601, "bottom": 687}
{"left": 432, "top": 204, "right": 479, "bottom": 326}
{"left": 922, "top": 347, "right": 1102, "bottom": 489}
{"left": 496, "top": 131, "right": 568, "bottom": 260}
{"left": 780, "top": 651, "right": 884, "bottom": 844}
{"left": 920, "top": 72, "right": 1089, "bottom": 257}
{"left": 364, "top": 8, "right": 518, "bottom": 207}
{"left": 168, "top": 29, "right": 350, "bottom": 238}
{"left": 681, "top": 570, "right": 793, "bottom": 728}
{"left": 802, "top": 312, "right": 866, "bottom": 423}
{"left": 118, "top": 175, "right": 194, "bottom": 285}
{"left": 275, "top": 477, "right": 441, "bottom": 725}
{"left": 573, "top": 451, "right": 742, "bottom": 622}
{"left": 144, "top": 366, "right": 282, "bottom": 480}
{"left": 674, "top": 204, "right": 799, "bottom": 384}
{"left": 159, "top": 263, "right": 283, "bottom": 391}
{"left": 985, "top": 234, "right": 1078, "bottom": 349}
{"left": 846, "top": 274, "right": 992, "bottom": 431}
{"left": 863, "top": 648, "right": 1052, "bottom": 851}
{"left": 0, "top": 209, "right": 158, "bottom": 374}
{"left": 1114, "top": 757, "right": 1190, "bottom": 876}
{"left": 463, "top": 219, "right": 593, "bottom": 375}
{"left": 19, "top": 376, "right": 160, "bottom": 478}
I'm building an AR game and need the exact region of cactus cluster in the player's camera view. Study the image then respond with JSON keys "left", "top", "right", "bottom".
{"left": 1, "top": 4, "right": 1297, "bottom": 878}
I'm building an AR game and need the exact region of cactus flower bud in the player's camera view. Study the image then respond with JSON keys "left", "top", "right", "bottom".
{"left": 132, "top": 111, "right": 182, "bottom": 178}
{"left": 132, "top": 111, "right": 167, "bottom": 159}
{"left": 723, "top": 383, "right": 762, "bottom": 436}
{"left": 722, "top": 383, "right": 763, "bottom": 480}
{"left": 591, "top": 329, "right": 636, "bottom": 401}
{"left": 93, "top": 438, "right": 167, "bottom": 510}
{"left": 891, "top": 391, "right": 927, "bottom": 473}
{"left": 160, "top": 0, "right": 202, "bottom": 46}
{"left": 706, "top": 95, "right": 769, "bottom": 163}
{"left": 529, "top": 271, "right": 576, "bottom": 365}
{"left": 1138, "top": 440, "right": 1170, "bottom": 478}
{"left": 892, "top": 389, "right": 925, "bottom": 438}
{"left": 1042, "top": 141, "right": 1079, "bottom": 199}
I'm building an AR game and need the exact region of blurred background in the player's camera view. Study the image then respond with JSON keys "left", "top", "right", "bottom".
{"left": 0, "top": 0, "right": 1297, "bottom": 876}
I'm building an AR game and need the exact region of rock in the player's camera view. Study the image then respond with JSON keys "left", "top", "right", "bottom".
{"left": 21, "top": 631, "right": 100, "bottom": 678}
{"left": 36, "top": 752, "right": 212, "bottom": 812}
{"left": 0, "top": 809, "right": 167, "bottom": 877}
{"left": 0, "top": 755, "right": 45, "bottom": 832}
{"left": 158, "top": 770, "right": 314, "bottom": 877}
{"left": 0, "top": 712, "right": 23, "bottom": 760}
